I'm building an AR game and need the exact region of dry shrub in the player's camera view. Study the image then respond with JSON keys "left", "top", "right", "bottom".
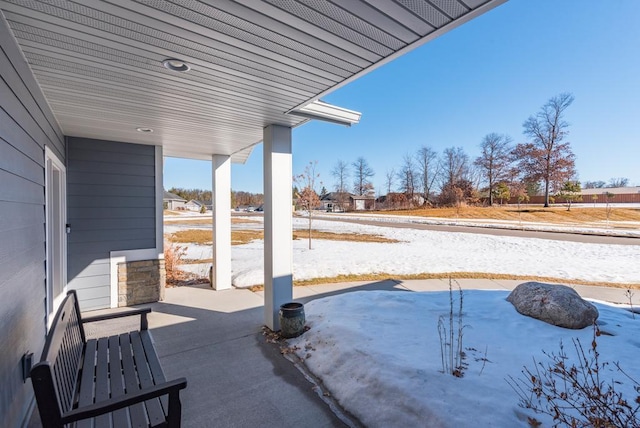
{"left": 438, "top": 279, "right": 468, "bottom": 377}
{"left": 164, "top": 240, "right": 188, "bottom": 284}
{"left": 507, "top": 325, "right": 640, "bottom": 427}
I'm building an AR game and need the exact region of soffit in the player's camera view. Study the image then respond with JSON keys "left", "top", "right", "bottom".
{"left": 0, "top": 0, "right": 505, "bottom": 163}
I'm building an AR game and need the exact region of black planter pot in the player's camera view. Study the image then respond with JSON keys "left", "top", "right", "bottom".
{"left": 279, "top": 302, "right": 305, "bottom": 338}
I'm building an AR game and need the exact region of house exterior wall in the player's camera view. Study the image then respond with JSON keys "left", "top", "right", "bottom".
{"left": 166, "top": 199, "right": 186, "bottom": 210}
{"left": 67, "top": 137, "right": 157, "bottom": 311}
{"left": 0, "top": 13, "right": 65, "bottom": 428}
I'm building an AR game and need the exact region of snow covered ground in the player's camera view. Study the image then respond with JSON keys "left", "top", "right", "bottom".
{"left": 313, "top": 211, "right": 640, "bottom": 237}
{"left": 171, "top": 216, "right": 640, "bottom": 287}
{"left": 165, "top": 213, "right": 639, "bottom": 426}
{"left": 288, "top": 290, "right": 640, "bottom": 427}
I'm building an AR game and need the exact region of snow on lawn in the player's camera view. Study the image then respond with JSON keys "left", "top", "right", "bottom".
{"left": 313, "top": 212, "right": 640, "bottom": 237}
{"left": 288, "top": 290, "right": 640, "bottom": 427}
{"left": 191, "top": 217, "right": 639, "bottom": 287}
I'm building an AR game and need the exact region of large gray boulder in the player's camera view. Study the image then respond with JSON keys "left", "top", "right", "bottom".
{"left": 507, "top": 282, "right": 599, "bottom": 329}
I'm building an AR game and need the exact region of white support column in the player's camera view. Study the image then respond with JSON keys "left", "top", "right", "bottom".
{"left": 212, "top": 155, "right": 232, "bottom": 290}
{"left": 263, "top": 125, "right": 293, "bottom": 330}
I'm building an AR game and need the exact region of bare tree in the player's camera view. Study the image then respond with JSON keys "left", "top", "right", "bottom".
{"left": 440, "top": 146, "right": 470, "bottom": 189}
{"left": 607, "top": 177, "right": 629, "bottom": 188}
{"left": 514, "top": 93, "right": 576, "bottom": 207}
{"left": 331, "top": 160, "right": 350, "bottom": 211}
{"left": 384, "top": 168, "right": 396, "bottom": 195}
{"left": 352, "top": 157, "right": 374, "bottom": 196}
{"left": 583, "top": 180, "right": 606, "bottom": 189}
{"left": 415, "top": 146, "right": 439, "bottom": 206}
{"left": 295, "top": 161, "right": 321, "bottom": 249}
{"left": 474, "top": 133, "right": 513, "bottom": 206}
{"left": 397, "top": 153, "right": 417, "bottom": 205}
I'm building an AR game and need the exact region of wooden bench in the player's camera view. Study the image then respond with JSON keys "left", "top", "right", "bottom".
{"left": 30, "top": 290, "right": 187, "bottom": 428}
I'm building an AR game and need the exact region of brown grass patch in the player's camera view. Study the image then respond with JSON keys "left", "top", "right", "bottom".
{"left": 247, "top": 272, "right": 640, "bottom": 292}
{"left": 292, "top": 230, "right": 398, "bottom": 243}
{"left": 381, "top": 207, "right": 640, "bottom": 225}
{"left": 168, "top": 230, "right": 213, "bottom": 244}
{"left": 164, "top": 217, "right": 259, "bottom": 225}
{"left": 232, "top": 230, "right": 264, "bottom": 245}
{"left": 168, "top": 229, "right": 395, "bottom": 245}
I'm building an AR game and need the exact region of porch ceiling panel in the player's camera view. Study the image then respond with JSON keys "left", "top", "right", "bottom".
{"left": 0, "top": 0, "right": 505, "bottom": 162}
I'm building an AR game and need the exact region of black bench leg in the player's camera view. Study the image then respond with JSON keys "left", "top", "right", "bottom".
{"left": 167, "top": 390, "right": 182, "bottom": 428}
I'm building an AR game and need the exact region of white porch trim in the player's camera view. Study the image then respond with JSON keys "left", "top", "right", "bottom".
{"left": 212, "top": 154, "right": 232, "bottom": 290}
{"left": 263, "top": 125, "right": 293, "bottom": 330}
{"left": 288, "top": 100, "right": 361, "bottom": 126}
{"left": 155, "top": 146, "right": 164, "bottom": 256}
{"left": 44, "top": 145, "right": 67, "bottom": 328}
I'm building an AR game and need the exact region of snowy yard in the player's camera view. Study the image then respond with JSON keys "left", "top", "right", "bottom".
{"left": 169, "top": 215, "right": 640, "bottom": 287}
{"left": 288, "top": 290, "right": 639, "bottom": 427}
{"left": 164, "top": 213, "right": 640, "bottom": 426}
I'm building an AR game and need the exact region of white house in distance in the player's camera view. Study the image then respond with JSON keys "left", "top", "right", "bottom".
{"left": 320, "top": 192, "right": 375, "bottom": 211}
{"left": 0, "top": 1, "right": 507, "bottom": 425}
{"left": 163, "top": 190, "right": 186, "bottom": 210}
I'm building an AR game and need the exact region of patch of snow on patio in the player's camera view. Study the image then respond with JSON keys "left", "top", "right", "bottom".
{"left": 288, "top": 290, "right": 640, "bottom": 427}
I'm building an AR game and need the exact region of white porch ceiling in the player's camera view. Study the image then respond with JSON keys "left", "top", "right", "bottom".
{"left": 0, "top": 0, "right": 505, "bottom": 163}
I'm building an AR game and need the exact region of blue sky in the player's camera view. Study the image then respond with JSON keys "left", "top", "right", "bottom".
{"left": 164, "top": 0, "right": 640, "bottom": 194}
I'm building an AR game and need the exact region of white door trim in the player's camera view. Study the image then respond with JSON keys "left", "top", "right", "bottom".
{"left": 45, "top": 146, "right": 67, "bottom": 328}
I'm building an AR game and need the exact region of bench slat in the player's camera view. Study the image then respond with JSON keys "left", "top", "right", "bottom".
{"left": 131, "top": 331, "right": 166, "bottom": 426}
{"left": 140, "top": 332, "right": 169, "bottom": 411}
{"left": 108, "top": 335, "right": 129, "bottom": 428}
{"left": 77, "top": 339, "right": 97, "bottom": 428}
{"left": 33, "top": 290, "right": 185, "bottom": 428}
{"left": 95, "top": 337, "right": 111, "bottom": 428}
{"left": 120, "top": 333, "right": 149, "bottom": 427}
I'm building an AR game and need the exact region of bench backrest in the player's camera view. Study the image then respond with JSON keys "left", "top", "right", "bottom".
{"left": 31, "top": 290, "right": 86, "bottom": 425}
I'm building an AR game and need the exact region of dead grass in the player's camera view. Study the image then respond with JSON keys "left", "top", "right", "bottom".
{"left": 232, "top": 230, "right": 264, "bottom": 245}
{"left": 168, "top": 230, "right": 213, "bottom": 244}
{"left": 247, "top": 272, "right": 640, "bottom": 292}
{"left": 164, "top": 217, "right": 259, "bottom": 225}
{"left": 167, "top": 229, "right": 396, "bottom": 245}
{"left": 292, "top": 230, "right": 398, "bottom": 243}
{"left": 382, "top": 207, "right": 640, "bottom": 224}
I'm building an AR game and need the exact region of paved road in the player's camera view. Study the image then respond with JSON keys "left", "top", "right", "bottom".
{"left": 313, "top": 216, "right": 640, "bottom": 246}
{"left": 234, "top": 211, "right": 640, "bottom": 245}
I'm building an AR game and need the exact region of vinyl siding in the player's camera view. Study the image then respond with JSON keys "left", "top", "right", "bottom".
{"left": 67, "top": 137, "right": 157, "bottom": 311}
{"left": 0, "top": 12, "right": 65, "bottom": 428}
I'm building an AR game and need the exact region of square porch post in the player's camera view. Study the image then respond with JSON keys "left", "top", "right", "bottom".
{"left": 212, "top": 154, "right": 231, "bottom": 290}
{"left": 263, "top": 125, "right": 293, "bottom": 330}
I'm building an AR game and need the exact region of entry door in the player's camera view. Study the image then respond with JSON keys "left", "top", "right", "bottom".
{"left": 45, "top": 147, "right": 67, "bottom": 326}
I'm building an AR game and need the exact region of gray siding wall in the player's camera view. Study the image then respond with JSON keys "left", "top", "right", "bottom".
{"left": 0, "top": 13, "right": 65, "bottom": 428}
{"left": 67, "top": 137, "right": 156, "bottom": 310}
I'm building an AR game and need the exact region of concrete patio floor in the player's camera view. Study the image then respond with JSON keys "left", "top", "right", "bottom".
{"left": 29, "top": 279, "right": 639, "bottom": 427}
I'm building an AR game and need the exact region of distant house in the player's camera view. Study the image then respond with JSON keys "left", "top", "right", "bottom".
{"left": 580, "top": 186, "right": 640, "bottom": 204}
{"left": 163, "top": 190, "right": 186, "bottom": 210}
{"left": 320, "top": 192, "right": 349, "bottom": 212}
{"left": 320, "top": 192, "right": 375, "bottom": 211}
{"left": 185, "top": 200, "right": 206, "bottom": 211}
{"left": 351, "top": 194, "right": 376, "bottom": 210}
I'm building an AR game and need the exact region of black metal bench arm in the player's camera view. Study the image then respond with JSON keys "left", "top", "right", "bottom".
{"left": 61, "top": 377, "right": 187, "bottom": 425}
{"left": 81, "top": 307, "right": 152, "bottom": 330}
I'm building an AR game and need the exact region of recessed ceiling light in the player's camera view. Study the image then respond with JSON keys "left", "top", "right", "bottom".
{"left": 136, "top": 127, "right": 153, "bottom": 133}
{"left": 162, "top": 58, "right": 190, "bottom": 72}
